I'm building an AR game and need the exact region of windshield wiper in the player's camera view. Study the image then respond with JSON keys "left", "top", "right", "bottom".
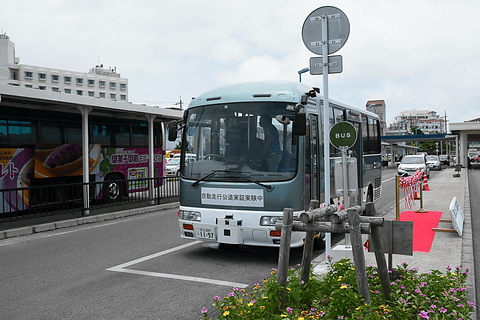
{"left": 191, "top": 170, "right": 223, "bottom": 187}
{"left": 237, "top": 176, "right": 274, "bottom": 192}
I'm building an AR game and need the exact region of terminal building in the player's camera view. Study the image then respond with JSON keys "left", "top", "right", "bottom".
{"left": 0, "top": 33, "right": 128, "bottom": 102}
{"left": 388, "top": 109, "right": 447, "bottom": 135}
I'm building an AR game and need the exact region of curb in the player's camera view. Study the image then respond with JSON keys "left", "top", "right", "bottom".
{"left": 0, "top": 202, "right": 180, "bottom": 240}
{"left": 462, "top": 169, "right": 476, "bottom": 320}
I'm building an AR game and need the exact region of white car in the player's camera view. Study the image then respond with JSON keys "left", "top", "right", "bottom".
{"left": 426, "top": 155, "right": 441, "bottom": 170}
{"left": 397, "top": 155, "right": 430, "bottom": 178}
{"left": 165, "top": 158, "right": 180, "bottom": 176}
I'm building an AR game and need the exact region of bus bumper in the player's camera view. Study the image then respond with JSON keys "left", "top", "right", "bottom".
{"left": 178, "top": 207, "right": 305, "bottom": 248}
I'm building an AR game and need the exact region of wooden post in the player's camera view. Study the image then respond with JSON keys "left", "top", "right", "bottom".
{"left": 347, "top": 207, "right": 370, "bottom": 303}
{"left": 370, "top": 226, "right": 392, "bottom": 301}
{"left": 415, "top": 183, "right": 428, "bottom": 213}
{"left": 277, "top": 208, "right": 294, "bottom": 309}
{"left": 364, "top": 202, "right": 392, "bottom": 300}
{"left": 300, "top": 200, "right": 320, "bottom": 286}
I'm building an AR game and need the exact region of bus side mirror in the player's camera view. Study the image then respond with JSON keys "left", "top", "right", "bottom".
{"left": 293, "top": 111, "right": 306, "bottom": 136}
{"left": 167, "top": 121, "right": 178, "bottom": 142}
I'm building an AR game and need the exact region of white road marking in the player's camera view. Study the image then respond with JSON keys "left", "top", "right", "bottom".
{"left": 106, "top": 240, "right": 249, "bottom": 288}
{"left": 382, "top": 176, "right": 397, "bottom": 183}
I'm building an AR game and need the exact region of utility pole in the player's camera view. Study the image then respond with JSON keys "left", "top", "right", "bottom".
{"left": 175, "top": 96, "right": 183, "bottom": 109}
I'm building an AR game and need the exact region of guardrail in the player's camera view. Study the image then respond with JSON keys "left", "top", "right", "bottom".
{"left": 0, "top": 176, "right": 180, "bottom": 222}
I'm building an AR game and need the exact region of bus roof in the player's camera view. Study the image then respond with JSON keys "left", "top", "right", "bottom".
{"left": 0, "top": 84, "right": 183, "bottom": 122}
{"left": 187, "top": 81, "right": 379, "bottom": 120}
{"left": 188, "top": 81, "right": 314, "bottom": 108}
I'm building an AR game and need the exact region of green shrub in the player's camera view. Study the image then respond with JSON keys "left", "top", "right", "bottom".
{"left": 201, "top": 258, "right": 475, "bottom": 319}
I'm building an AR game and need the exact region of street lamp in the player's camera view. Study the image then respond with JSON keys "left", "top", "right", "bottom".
{"left": 298, "top": 67, "right": 309, "bottom": 82}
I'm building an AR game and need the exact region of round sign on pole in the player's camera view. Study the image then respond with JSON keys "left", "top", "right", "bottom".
{"left": 330, "top": 121, "right": 357, "bottom": 149}
{"left": 302, "top": 6, "right": 350, "bottom": 56}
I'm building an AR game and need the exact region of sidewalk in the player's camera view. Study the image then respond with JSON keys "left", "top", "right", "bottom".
{"left": 313, "top": 167, "right": 476, "bottom": 317}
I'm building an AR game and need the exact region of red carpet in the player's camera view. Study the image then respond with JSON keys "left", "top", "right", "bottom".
{"left": 398, "top": 211, "right": 443, "bottom": 252}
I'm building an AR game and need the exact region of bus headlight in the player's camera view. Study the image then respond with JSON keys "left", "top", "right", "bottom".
{"left": 260, "top": 216, "right": 282, "bottom": 226}
{"left": 178, "top": 210, "right": 201, "bottom": 221}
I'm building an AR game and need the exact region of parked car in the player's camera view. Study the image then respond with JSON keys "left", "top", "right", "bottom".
{"left": 426, "top": 155, "right": 441, "bottom": 170}
{"left": 439, "top": 155, "right": 449, "bottom": 165}
{"left": 166, "top": 154, "right": 197, "bottom": 176}
{"left": 397, "top": 154, "right": 430, "bottom": 178}
{"left": 165, "top": 158, "right": 181, "bottom": 176}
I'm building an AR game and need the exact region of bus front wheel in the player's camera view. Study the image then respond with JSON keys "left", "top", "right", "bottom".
{"left": 104, "top": 174, "right": 126, "bottom": 202}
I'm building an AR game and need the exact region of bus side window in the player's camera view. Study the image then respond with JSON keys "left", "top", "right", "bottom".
{"left": 362, "top": 117, "right": 370, "bottom": 154}
{"left": 41, "top": 122, "right": 66, "bottom": 145}
{"left": 154, "top": 123, "right": 163, "bottom": 148}
{"left": 114, "top": 126, "right": 131, "bottom": 146}
{"left": 330, "top": 108, "right": 345, "bottom": 157}
{"left": 0, "top": 120, "right": 6, "bottom": 144}
{"left": 371, "top": 119, "right": 381, "bottom": 154}
{"left": 132, "top": 126, "right": 148, "bottom": 146}
{"left": 8, "top": 120, "right": 37, "bottom": 146}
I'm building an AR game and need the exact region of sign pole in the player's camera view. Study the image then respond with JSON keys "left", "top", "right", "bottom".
{"left": 322, "top": 13, "right": 332, "bottom": 258}
{"left": 341, "top": 146, "right": 351, "bottom": 247}
{"left": 302, "top": 6, "right": 350, "bottom": 260}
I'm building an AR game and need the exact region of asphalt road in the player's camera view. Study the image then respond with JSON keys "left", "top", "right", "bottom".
{"left": 0, "top": 166, "right": 445, "bottom": 320}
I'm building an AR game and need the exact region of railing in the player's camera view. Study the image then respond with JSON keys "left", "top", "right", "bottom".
{"left": 0, "top": 176, "right": 180, "bottom": 223}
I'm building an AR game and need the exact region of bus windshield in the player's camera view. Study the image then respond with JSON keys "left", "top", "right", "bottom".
{"left": 182, "top": 102, "right": 297, "bottom": 182}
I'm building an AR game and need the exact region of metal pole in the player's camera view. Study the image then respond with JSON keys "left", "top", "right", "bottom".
{"left": 78, "top": 106, "right": 92, "bottom": 216}
{"left": 341, "top": 147, "right": 350, "bottom": 247}
{"left": 147, "top": 115, "right": 156, "bottom": 201}
{"left": 321, "top": 13, "right": 331, "bottom": 258}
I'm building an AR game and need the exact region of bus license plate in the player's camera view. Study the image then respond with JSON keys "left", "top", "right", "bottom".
{"left": 196, "top": 228, "right": 215, "bottom": 239}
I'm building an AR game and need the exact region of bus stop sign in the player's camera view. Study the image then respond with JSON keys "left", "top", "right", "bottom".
{"left": 330, "top": 121, "right": 357, "bottom": 149}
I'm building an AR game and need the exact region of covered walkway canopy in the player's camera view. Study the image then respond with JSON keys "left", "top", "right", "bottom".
{"left": 450, "top": 119, "right": 480, "bottom": 167}
{"left": 0, "top": 84, "right": 183, "bottom": 212}
{"left": 381, "top": 133, "right": 456, "bottom": 163}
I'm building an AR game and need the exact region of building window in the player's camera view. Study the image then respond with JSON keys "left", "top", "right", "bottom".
{"left": 39, "top": 73, "right": 47, "bottom": 81}
{"left": 120, "top": 94, "right": 127, "bottom": 101}
{"left": 25, "top": 71, "right": 33, "bottom": 79}
{"left": 77, "top": 90, "right": 83, "bottom": 96}
{"left": 52, "top": 74, "right": 59, "bottom": 82}
{"left": 25, "top": 84, "right": 33, "bottom": 88}
{"left": 110, "top": 93, "right": 116, "bottom": 100}
{"left": 88, "top": 79, "right": 95, "bottom": 86}
{"left": 88, "top": 91, "right": 95, "bottom": 97}
{"left": 39, "top": 86, "right": 46, "bottom": 90}
{"left": 120, "top": 83, "right": 127, "bottom": 90}
{"left": 64, "top": 76, "right": 72, "bottom": 84}
{"left": 110, "top": 82, "right": 116, "bottom": 89}
{"left": 99, "top": 81, "right": 106, "bottom": 88}
{"left": 99, "top": 92, "right": 105, "bottom": 98}
{"left": 76, "top": 78, "right": 83, "bottom": 85}
{"left": 65, "top": 89, "right": 71, "bottom": 94}
{"left": 52, "top": 87, "right": 60, "bottom": 92}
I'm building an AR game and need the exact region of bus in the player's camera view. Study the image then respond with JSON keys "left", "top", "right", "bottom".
{"left": 171, "top": 81, "right": 382, "bottom": 248}
{"left": 0, "top": 85, "right": 182, "bottom": 217}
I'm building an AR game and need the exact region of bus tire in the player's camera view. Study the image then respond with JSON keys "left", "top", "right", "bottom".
{"left": 313, "top": 232, "right": 325, "bottom": 249}
{"left": 363, "top": 187, "right": 374, "bottom": 215}
{"left": 366, "top": 188, "right": 373, "bottom": 203}
{"left": 104, "top": 174, "right": 126, "bottom": 202}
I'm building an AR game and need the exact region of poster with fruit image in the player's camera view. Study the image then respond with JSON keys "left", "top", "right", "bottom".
{"left": 34, "top": 144, "right": 101, "bottom": 178}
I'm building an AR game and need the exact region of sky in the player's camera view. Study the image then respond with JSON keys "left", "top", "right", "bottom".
{"left": 1, "top": 0, "right": 479, "bottom": 126}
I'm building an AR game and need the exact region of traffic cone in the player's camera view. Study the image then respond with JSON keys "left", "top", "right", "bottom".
{"left": 422, "top": 172, "right": 431, "bottom": 191}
